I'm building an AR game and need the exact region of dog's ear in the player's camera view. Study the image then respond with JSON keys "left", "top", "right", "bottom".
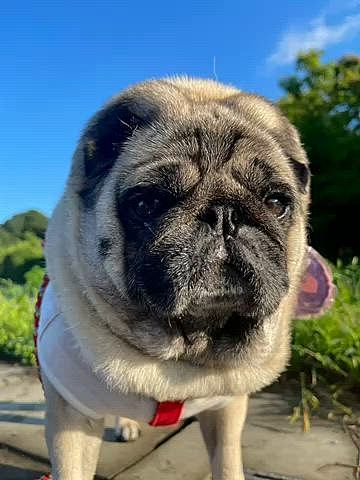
{"left": 219, "top": 94, "right": 310, "bottom": 193}
{"left": 288, "top": 157, "right": 310, "bottom": 193}
{"left": 271, "top": 120, "right": 310, "bottom": 194}
{"left": 84, "top": 102, "right": 147, "bottom": 180}
{"left": 79, "top": 96, "right": 158, "bottom": 205}
{"left": 253, "top": 101, "right": 310, "bottom": 194}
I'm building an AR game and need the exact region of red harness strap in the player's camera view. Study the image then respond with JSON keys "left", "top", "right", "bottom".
{"left": 149, "top": 400, "right": 184, "bottom": 427}
{"left": 33, "top": 273, "right": 50, "bottom": 376}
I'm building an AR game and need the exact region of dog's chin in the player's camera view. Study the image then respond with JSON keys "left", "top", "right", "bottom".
{"left": 169, "top": 310, "right": 263, "bottom": 367}
{"left": 98, "top": 279, "right": 279, "bottom": 367}
{"left": 109, "top": 295, "right": 266, "bottom": 367}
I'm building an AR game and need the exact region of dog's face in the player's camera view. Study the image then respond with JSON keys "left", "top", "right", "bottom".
{"left": 74, "top": 78, "right": 310, "bottom": 367}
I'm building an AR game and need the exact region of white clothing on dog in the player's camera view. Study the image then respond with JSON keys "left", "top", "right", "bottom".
{"left": 37, "top": 281, "right": 233, "bottom": 423}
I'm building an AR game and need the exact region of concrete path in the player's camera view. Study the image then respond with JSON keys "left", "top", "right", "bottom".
{"left": 0, "top": 362, "right": 357, "bottom": 480}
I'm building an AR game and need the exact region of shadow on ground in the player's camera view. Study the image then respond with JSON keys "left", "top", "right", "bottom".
{"left": 0, "top": 465, "right": 45, "bottom": 480}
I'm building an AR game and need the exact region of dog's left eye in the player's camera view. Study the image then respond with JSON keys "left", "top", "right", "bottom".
{"left": 264, "top": 193, "right": 290, "bottom": 219}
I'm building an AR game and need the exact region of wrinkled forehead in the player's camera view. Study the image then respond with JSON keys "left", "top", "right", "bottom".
{"left": 113, "top": 116, "right": 297, "bottom": 196}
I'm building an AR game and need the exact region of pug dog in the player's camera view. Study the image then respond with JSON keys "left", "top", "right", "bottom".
{"left": 37, "top": 77, "right": 334, "bottom": 480}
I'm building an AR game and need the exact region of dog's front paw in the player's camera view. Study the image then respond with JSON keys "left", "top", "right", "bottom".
{"left": 114, "top": 416, "right": 141, "bottom": 442}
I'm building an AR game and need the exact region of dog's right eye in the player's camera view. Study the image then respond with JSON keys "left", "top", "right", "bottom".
{"left": 118, "top": 185, "right": 175, "bottom": 225}
{"left": 122, "top": 186, "right": 175, "bottom": 222}
{"left": 133, "top": 196, "right": 162, "bottom": 219}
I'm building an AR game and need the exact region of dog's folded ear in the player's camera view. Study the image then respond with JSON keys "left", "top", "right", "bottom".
{"left": 219, "top": 94, "right": 310, "bottom": 194}
{"left": 84, "top": 102, "right": 148, "bottom": 180}
{"left": 274, "top": 123, "right": 310, "bottom": 194}
{"left": 78, "top": 95, "right": 159, "bottom": 204}
{"left": 295, "top": 247, "right": 337, "bottom": 319}
{"left": 262, "top": 110, "right": 310, "bottom": 194}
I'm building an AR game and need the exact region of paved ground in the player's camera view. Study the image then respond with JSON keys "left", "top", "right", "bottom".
{"left": 0, "top": 362, "right": 357, "bottom": 480}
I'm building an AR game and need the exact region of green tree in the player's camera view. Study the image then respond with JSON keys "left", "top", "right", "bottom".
{"left": 0, "top": 233, "right": 44, "bottom": 283}
{"left": 0, "top": 210, "right": 47, "bottom": 283}
{"left": 278, "top": 50, "right": 360, "bottom": 260}
{"left": 1, "top": 210, "right": 48, "bottom": 240}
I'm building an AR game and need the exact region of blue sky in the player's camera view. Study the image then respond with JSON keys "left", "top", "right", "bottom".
{"left": 1, "top": 0, "right": 359, "bottom": 223}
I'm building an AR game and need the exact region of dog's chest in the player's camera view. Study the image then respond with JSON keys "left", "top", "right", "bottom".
{"left": 35, "top": 280, "right": 233, "bottom": 425}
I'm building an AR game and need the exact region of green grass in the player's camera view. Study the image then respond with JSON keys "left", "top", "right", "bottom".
{"left": 290, "top": 257, "right": 360, "bottom": 389}
{"left": 287, "top": 258, "right": 360, "bottom": 429}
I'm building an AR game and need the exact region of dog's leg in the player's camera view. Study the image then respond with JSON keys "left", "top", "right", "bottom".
{"left": 197, "top": 395, "right": 248, "bottom": 480}
{"left": 43, "top": 374, "right": 104, "bottom": 480}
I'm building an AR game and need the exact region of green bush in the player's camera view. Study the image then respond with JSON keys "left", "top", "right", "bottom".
{"left": 0, "top": 233, "right": 44, "bottom": 283}
{"left": 0, "top": 266, "right": 44, "bottom": 365}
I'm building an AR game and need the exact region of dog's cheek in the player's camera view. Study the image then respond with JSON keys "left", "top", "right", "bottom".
{"left": 126, "top": 222, "right": 209, "bottom": 313}
{"left": 229, "top": 226, "right": 289, "bottom": 315}
{"left": 133, "top": 250, "right": 177, "bottom": 310}
{"left": 248, "top": 268, "right": 288, "bottom": 318}
{"left": 119, "top": 222, "right": 176, "bottom": 311}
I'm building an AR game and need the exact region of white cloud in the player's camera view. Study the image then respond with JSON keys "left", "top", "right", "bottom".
{"left": 268, "top": 12, "right": 360, "bottom": 67}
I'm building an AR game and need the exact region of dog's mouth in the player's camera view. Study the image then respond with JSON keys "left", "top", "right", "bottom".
{"left": 160, "top": 309, "right": 262, "bottom": 365}
{"left": 172, "top": 309, "right": 260, "bottom": 343}
{"left": 101, "top": 292, "right": 264, "bottom": 366}
{"left": 220, "top": 311, "right": 260, "bottom": 337}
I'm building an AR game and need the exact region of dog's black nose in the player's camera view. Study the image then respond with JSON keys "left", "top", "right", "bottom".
{"left": 200, "top": 205, "right": 239, "bottom": 240}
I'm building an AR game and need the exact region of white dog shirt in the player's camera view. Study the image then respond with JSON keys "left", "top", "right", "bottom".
{"left": 35, "top": 279, "right": 232, "bottom": 424}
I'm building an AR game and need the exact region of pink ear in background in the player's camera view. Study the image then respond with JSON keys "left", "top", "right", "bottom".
{"left": 295, "top": 247, "right": 337, "bottom": 319}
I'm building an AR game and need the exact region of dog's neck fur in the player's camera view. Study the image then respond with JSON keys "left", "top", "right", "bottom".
{"left": 45, "top": 182, "right": 304, "bottom": 402}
